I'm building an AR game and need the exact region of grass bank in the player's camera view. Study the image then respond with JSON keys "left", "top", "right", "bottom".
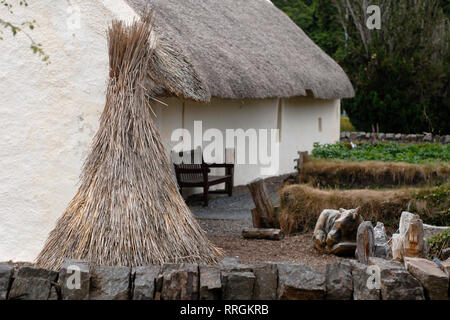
{"left": 299, "top": 158, "right": 450, "bottom": 189}
{"left": 279, "top": 183, "right": 450, "bottom": 235}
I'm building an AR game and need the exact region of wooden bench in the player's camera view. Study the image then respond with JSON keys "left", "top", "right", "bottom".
{"left": 172, "top": 148, "right": 234, "bottom": 206}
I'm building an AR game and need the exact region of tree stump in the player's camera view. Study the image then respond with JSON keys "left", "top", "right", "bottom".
{"left": 247, "top": 178, "right": 275, "bottom": 228}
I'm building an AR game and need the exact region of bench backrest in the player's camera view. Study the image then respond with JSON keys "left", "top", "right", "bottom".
{"left": 172, "top": 148, "right": 206, "bottom": 183}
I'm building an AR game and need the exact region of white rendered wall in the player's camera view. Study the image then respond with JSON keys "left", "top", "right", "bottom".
{"left": 0, "top": 0, "right": 340, "bottom": 263}
{"left": 279, "top": 97, "right": 341, "bottom": 176}
{"left": 154, "top": 97, "right": 341, "bottom": 187}
{"left": 0, "top": 0, "right": 138, "bottom": 262}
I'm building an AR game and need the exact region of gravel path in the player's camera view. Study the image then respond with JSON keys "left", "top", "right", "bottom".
{"left": 189, "top": 174, "right": 349, "bottom": 271}
{"left": 190, "top": 193, "right": 278, "bottom": 221}
{"left": 197, "top": 219, "right": 346, "bottom": 272}
{"left": 188, "top": 174, "right": 288, "bottom": 221}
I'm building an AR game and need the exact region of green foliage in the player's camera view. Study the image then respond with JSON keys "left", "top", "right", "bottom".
{"left": 340, "top": 116, "right": 355, "bottom": 132}
{"left": 272, "top": 0, "right": 345, "bottom": 58}
{"left": 312, "top": 142, "right": 450, "bottom": 164}
{"left": 0, "top": 0, "right": 49, "bottom": 62}
{"left": 415, "top": 184, "right": 450, "bottom": 226}
{"left": 427, "top": 229, "right": 450, "bottom": 260}
{"left": 441, "top": 0, "right": 450, "bottom": 18}
{"left": 272, "top": 0, "right": 450, "bottom": 134}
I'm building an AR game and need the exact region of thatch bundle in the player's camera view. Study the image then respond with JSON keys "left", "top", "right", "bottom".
{"left": 36, "top": 17, "right": 221, "bottom": 270}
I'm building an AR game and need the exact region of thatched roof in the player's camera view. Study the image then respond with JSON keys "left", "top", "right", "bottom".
{"left": 127, "top": 0, "right": 354, "bottom": 101}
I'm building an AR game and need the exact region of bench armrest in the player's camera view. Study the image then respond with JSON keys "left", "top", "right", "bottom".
{"left": 176, "top": 167, "right": 210, "bottom": 174}
{"left": 205, "top": 163, "right": 234, "bottom": 169}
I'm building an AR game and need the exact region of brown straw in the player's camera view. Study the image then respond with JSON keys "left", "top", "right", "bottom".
{"left": 36, "top": 16, "right": 222, "bottom": 270}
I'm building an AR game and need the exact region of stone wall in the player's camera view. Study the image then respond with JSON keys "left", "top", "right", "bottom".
{"left": 1, "top": 256, "right": 448, "bottom": 300}
{"left": 340, "top": 132, "right": 450, "bottom": 144}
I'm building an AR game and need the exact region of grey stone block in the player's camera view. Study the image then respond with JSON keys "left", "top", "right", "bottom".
{"left": 132, "top": 265, "right": 160, "bottom": 300}
{"left": 218, "top": 261, "right": 277, "bottom": 300}
{"left": 59, "top": 259, "right": 90, "bottom": 300}
{"left": 48, "top": 284, "right": 61, "bottom": 300}
{"left": 251, "top": 264, "right": 278, "bottom": 300}
{"left": 369, "top": 257, "right": 425, "bottom": 300}
{"left": 350, "top": 260, "right": 381, "bottom": 300}
{"left": 8, "top": 266, "right": 58, "bottom": 300}
{"left": 325, "top": 261, "right": 353, "bottom": 300}
{"left": 277, "top": 263, "right": 325, "bottom": 300}
{"left": 159, "top": 264, "right": 199, "bottom": 300}
{"left": 199, "top": 266, "right": 222, "bottom": 300}
{"left": 404, "top": 257, "right": 448, "bottom": 300}
{"left": 89, "top": 266, "right": 130, "bottom": 300}
{"left": 222, "top": 271, "right": 255, "bottom": 300}
{"left": 0, "top": 263, "right": 14, "bottom": 300}
{"left": 218, "top": 257, "right": 252, "bottom": 272}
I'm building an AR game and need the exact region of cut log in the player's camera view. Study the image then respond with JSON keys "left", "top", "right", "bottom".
{"left": 251, "top": 208, "right": 262, "bottom": 229}
{"left": 247, "top": 178, "right": 275, "bottom": 228}
{"left": 242, "top": 228, "right": 285, "bottom": 241}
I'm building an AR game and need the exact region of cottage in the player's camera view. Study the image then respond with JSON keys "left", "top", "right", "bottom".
{"left": 0, "top": 0, "right": 353, "bottom": 262}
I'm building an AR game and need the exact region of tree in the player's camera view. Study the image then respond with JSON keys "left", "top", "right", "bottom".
{"left": 272, "top": 0, "right": 345, "bottom": 56}
{"left": 334, "top": 0, "right": 449, "bottom": 134}
{"left": 0, "top": 0, "right": 48, "bottom": 62}
{"left": 273, "top": 0, "right": 450, "bottom": 134}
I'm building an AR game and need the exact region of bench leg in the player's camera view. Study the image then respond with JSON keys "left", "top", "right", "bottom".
{"left": 203, "top": 186, "right": 209, "bottom": 207}
{"left": 226, "top": 180, "right": 232, "bottom": 197}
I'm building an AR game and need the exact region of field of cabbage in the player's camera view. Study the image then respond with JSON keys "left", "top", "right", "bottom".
{"left": 312, "top": 142, "right": 450, "bottom": 164}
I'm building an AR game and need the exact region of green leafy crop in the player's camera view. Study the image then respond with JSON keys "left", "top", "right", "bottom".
{"left": 312, "top": 142, "right": 450, "bottom": 164}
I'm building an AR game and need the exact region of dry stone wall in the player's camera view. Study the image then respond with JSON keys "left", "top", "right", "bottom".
{"left": 0, "top": 257, "right": 448, "bottom": 300}
{"left": 340, "top": 132, "right": 450, "bottom": 144}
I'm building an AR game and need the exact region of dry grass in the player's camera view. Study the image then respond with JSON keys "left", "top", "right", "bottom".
{"left": 299, "top": 159, "right": 450, "bottom": 189}
{"left": 36, "top": 16, "right": 221, "bottom": 270}
{"left": 278, "top": 184, "right": 440, "bottom": 235}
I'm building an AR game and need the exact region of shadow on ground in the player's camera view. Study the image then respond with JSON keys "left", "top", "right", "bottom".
{"left": 186, "top": 174, "right": 291, "bottom": 221}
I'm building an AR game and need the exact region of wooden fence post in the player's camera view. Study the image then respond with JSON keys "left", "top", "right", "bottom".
{"left": 297, "top": 151, "right": 309, "bottom": 172}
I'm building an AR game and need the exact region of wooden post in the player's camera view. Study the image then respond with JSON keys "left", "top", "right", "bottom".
{"left": 242, "top": 228, "right": 285, "bottom": 240}
{"left": 247, "top": 178, "right": 275, "bottom": 228}
{"left": 297, "top": 151, "right": 309, "bottom": 172}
